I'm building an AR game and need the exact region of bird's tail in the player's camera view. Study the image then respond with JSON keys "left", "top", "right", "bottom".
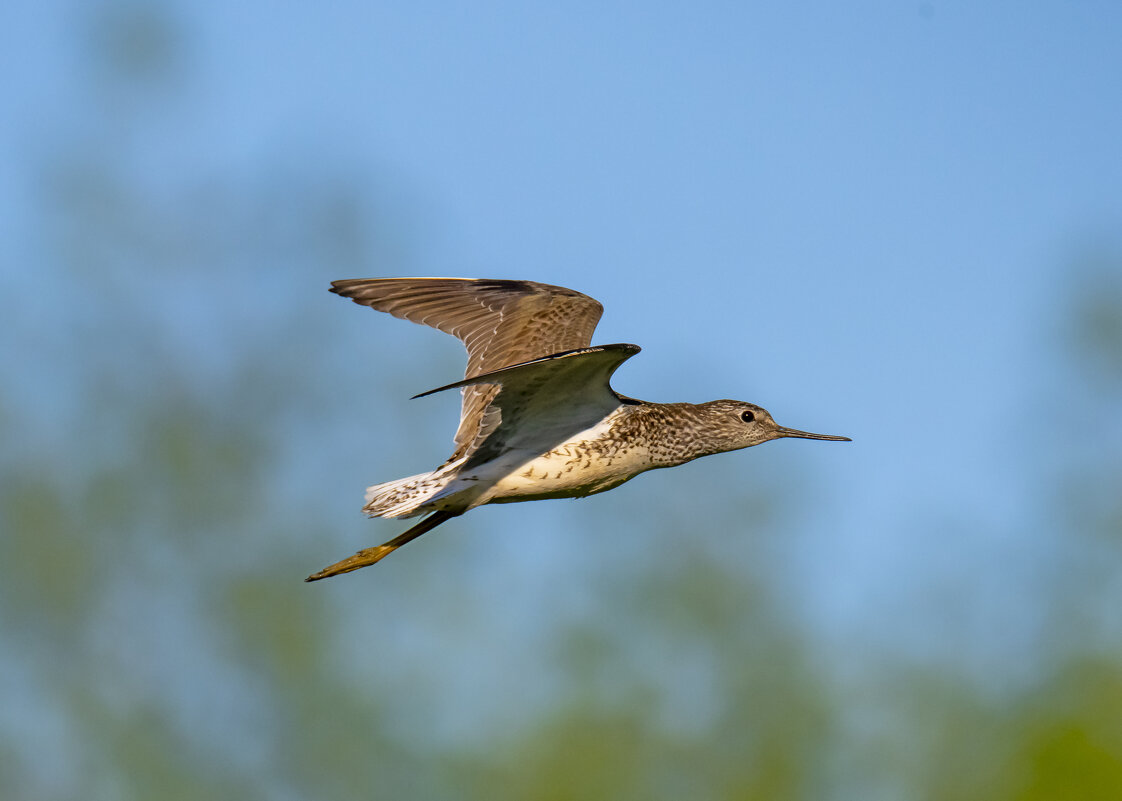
{"left": 362, "top": 471, "right": 450, "bottom": 519}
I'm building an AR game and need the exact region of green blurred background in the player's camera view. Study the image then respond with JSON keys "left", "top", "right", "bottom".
{"left": 3, "top": 3, "right": 1122, "bottom": 799}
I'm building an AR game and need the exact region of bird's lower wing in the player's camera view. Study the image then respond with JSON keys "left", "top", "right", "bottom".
{"left": 413, "top": 344, "right": 641, "bottom": 469}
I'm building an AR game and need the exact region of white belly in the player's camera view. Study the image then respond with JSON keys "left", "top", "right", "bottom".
{"left": 480, "top": 416, "right": 654, "bottom": 503}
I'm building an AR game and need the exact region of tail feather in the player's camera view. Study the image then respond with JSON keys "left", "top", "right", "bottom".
{"left": 362, "top": 471, "right": 447, "bottom": 518}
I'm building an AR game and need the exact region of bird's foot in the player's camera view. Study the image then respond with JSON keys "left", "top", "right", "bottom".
{"left": 305, "top": 545, "right": 396, "bottom": 582}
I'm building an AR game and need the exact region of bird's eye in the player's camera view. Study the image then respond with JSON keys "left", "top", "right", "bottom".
{"left": 740, "top": 410, "right": 756, "bottom": 423}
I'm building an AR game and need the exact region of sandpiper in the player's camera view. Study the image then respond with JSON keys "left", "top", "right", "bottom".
{"left": 307, "top": 278, "right": 849, "bottom": 581}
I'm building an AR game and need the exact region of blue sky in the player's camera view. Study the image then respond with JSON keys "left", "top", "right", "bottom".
{"left": 4, "top": 0, "right": 1122, "bottom": 713}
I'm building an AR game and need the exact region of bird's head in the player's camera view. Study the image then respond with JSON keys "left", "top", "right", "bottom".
{"left": 691, "top": 399, "right": 851, "bottom": 454}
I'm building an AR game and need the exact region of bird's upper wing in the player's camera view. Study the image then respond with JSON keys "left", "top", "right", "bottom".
{"left": 330, "top": 278, "right": 605, "bottom": 460}
{"left": 412, "top": 344, "right": 641, "bottom": 470}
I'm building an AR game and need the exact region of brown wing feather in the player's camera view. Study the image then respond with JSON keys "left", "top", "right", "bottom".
{"left": 330, "top": 278, "right": 605, "bottom": 460}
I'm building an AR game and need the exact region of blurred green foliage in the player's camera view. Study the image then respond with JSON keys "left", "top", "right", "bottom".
{"left": 2, "top": 5, "right": 1122, "bottom": 800}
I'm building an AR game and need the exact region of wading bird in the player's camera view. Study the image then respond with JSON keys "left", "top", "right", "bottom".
{"left": 307, "top": 278, "right": 849, "bottom": 581}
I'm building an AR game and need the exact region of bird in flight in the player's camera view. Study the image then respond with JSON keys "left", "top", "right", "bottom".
{"left": 307, "top": 278, "right": 849, "bottom": 581}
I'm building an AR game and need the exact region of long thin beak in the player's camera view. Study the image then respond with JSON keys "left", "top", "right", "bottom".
{"left": 776, "top": 426, "right": 851, "bottom": 442}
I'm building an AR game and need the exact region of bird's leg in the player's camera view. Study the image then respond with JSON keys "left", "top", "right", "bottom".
{"left": 305, "top": 510, "right": 460, "bottom": 582}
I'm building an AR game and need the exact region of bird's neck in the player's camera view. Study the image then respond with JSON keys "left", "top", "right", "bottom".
{"left": 612, "top": 402, "right": 716, "bottom": 467}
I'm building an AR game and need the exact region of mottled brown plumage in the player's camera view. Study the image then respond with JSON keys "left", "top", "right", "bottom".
{"left": 330, "top": 278, "right": 603, "bottom": 463}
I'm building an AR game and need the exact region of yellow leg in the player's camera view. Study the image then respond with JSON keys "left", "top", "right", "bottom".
{"left": 305, "top": 511, "right": 459, "bottom": 582}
